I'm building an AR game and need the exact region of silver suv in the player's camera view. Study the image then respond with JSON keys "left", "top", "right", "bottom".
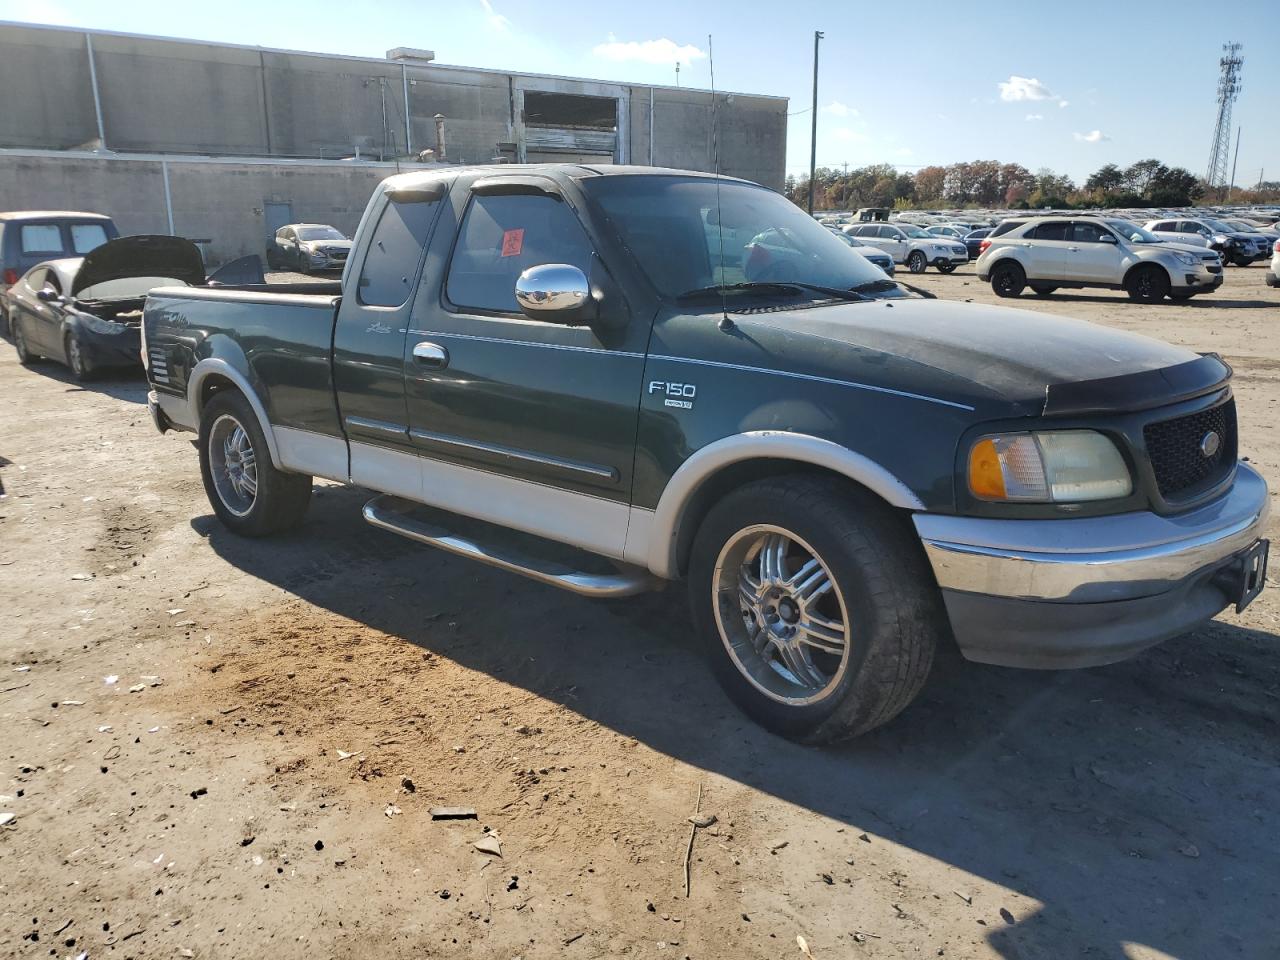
{"left": 844, "top": 223, "right": 969, "bottom": 273}
{"left": 975, "top": 216, "right": 1223, "bottom": 302}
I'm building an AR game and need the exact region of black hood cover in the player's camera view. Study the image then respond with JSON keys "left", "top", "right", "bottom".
{"left": 72, "top": 235, "right": 206, "bottom": 297}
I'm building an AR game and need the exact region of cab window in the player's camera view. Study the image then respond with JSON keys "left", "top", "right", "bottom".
{"left": 70, "top": 223, "right": 108, "bottom": 254}
{"left": 1071, "top": 222, "right": 1112, "bottom": 243}
{"left": 446, "top": 193, "right": 594, "bottom": 314}
{"left": 357, "top": 197, "right": 440, "bottom": 307}
{"left": 21, "top": 224, "right": 63, "bottom": 253}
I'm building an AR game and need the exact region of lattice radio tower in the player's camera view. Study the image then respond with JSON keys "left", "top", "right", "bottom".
{"left": 1205, "top": 42, "right": 1243, "bottom": 192}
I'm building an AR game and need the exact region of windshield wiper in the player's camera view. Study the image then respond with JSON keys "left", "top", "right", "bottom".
{"left": 850, "top": 278, "right": 899, "bottom": 294}
{"left": 675, "top": 281, "right": 870, "bottom": 303}
{"left": 892, "top": 279, "right": 936, "bottom": 300}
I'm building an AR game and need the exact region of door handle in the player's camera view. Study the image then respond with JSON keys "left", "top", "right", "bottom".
{"left": 413, "top": 341, "right": 449, "bottom": 367}
{"left": 1067, "top": 246, "right": 1079, "bottom": 252}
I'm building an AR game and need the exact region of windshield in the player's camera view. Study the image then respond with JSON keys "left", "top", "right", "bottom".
{"left": 76, "top": 276, "right": 192, "bottom": 299}
{"left": 900, "top": 226, "right": 933, "bottom": 239}
{"left": 1198, "top": 218, "right": 1234, "bottom": 233}
{"left": 581, "top": 176, "right": 887, "bottom": 298}
{"left": 1221, "top": 219, "right": 1259, "bottom": 232}
{"left": 1106, "top": 220, "right": 1160, "bottom": 244}
{"left": 296, "top": 226, "right": 346, "bottom": 241}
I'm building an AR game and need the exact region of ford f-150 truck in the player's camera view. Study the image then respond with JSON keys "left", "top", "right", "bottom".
{"left": 143, "top": 165, "right": 1270, "bottom": 743}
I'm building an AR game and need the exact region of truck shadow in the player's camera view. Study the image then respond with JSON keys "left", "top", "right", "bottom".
{"left": 196, "top": 485, "right": 1280, "bottom": 960}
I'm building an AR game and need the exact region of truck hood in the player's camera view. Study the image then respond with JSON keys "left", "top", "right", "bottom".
{"left": 761, "top": 298, "right": 1214, "bottom": 415}
{"left": 72, "top": 235, "right": 206, "bottom": 297}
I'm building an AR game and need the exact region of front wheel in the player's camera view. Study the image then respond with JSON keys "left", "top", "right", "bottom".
{"left": 936, "top": 263, "right": 957, "bottom": 274}
{"left": 1169, "top": 291, "right": 1195, "bottom": 301}
{"left": 1030, "top": 285, "right": 1058, "bottom": 296}
{"left": 688, "top": 477, "right": 940, "bottom": 743}
{"left": 198, "top": 390, "right": 312, "bottom": 536}
{"left": 907, "top": 250, "right": 928, "bottom": 274}
{"left": 1126, "top": 265, "right": 1170, "bottom": 303}
{"left": 65, "top": 333, "right": 94, "bottom": 381}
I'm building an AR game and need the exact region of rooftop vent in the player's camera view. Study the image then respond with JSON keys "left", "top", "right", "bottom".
{"left": 386, "top": 47, "right": 436, "bottom": 63}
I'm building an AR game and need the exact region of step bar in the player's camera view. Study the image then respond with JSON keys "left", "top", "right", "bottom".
{"left": 362, "top": 495, "right": 661, "bottom": 599}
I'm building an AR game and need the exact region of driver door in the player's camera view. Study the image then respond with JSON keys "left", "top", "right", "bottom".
{"left": 402, "top": 180, "right": 650, "bottom": 560}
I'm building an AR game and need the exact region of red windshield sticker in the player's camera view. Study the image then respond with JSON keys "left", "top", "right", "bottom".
{"left": 501, "top": 229, "right": 525, "bottom": 257}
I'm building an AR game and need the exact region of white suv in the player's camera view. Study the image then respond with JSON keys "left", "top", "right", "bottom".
{"left": 844, "top": 223, "right": 969, "bottom": 273}
{"left": 975, "top": 216, "right": 1223, "bottom": 302}
{"left": 1267, "top": 239, "right": 1279, "bottom": 288}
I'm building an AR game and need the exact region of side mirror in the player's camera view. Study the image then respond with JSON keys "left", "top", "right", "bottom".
{"left": 36, "top": 288, "right": 60, "bottom": 302}
{"left": 1099, "top": 234, "right": 1118, "bottom": 244}
{"left": 515, "top": 263, "right": 591, "bottom": 323}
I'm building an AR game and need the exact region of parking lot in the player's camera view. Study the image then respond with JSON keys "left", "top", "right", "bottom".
{"left": 2, "top": 263, "right": 1278, "bottom": 959}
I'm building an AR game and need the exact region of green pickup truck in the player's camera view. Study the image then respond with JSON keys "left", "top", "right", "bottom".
{"left": 144, "top": 165, "right": 1270, "bottom": 742}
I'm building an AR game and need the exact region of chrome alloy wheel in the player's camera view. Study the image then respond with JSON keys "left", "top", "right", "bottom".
{"left": 208, "top": 414, "right": 258, "bottom": 516}
{"left": 712, "top": 525, "right": 851, "bottom": 705}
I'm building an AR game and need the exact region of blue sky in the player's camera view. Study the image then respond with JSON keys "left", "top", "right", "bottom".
{"left": 5, "top": 0, "right": 1278, "bottom": 185}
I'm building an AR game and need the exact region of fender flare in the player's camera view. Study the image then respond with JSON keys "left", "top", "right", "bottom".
{"left": 188, "top": 358, "right": 283, "bottom": 469}
{"left": 643, "top": 431, "right": 925, "bottom": 578}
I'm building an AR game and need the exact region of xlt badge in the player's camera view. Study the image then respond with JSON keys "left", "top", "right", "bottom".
{"left": 650, "top": 380, "right": 696, "bottom": 410}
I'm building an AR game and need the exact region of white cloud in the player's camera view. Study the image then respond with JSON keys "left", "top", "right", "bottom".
{"left": 822, "top": 101, "right": 857, "bottom": 118}
{"left": 1025, "top": 113, "right": 1044, "bottom": 121}
{"left": 831, "top": 128, "right": 868, "bottom": 144}
{"left": 1074, "top": 130, "right": 1110, "bottom": 143}
{"left": 1059, "top": 100, "right": 1070, "bottom": 108}
{"left": 895, "top": 147, "right": 914, "bottom": 158}
{"left": 998, "top": 75, "right": 1056, "bottom": 102}
{"left": 592, "top": 37, "right": 706, "bottom": 65}
{"left": 478, "top": 0, "right": 510, "bottom": 31}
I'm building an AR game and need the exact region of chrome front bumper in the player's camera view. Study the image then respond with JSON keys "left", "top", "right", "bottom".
{"left": 914, "top": 463, "right": 1270, "bottom": 667}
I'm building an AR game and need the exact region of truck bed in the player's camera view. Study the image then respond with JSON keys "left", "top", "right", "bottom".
{"left": 144, "top": 284, "right": 344, "bottom": 439}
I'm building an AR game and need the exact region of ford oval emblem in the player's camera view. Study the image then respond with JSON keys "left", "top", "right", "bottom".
{"left": 1200, "top": 431, "right": 1222, "bottom": 458}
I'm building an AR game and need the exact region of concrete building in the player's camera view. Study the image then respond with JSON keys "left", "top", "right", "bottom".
{"left": 0, "top": 22, "right": 787, "bottom": 264}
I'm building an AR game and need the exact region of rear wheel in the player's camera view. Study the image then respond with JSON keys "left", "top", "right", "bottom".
{"left": 1030, "top": 284, "right": 1058, "bottom": 296}
{"left": 688, "top": 476, "right": 940, "bottom": 743}
{"left": 65, "top": 332, "right": 94, "bottom": 381}
{"left": 1126, "top": 265, "right": 1170, "bottom": 303}
{"left": 12, "top": 321, "right": 38, "bottom": 365}
{"left": 198, "top": 390, "right": 312, "bottom": 536}
{"left": 907, "top": 250, "right": 928, "bottom": 274}
{"left": 990, "top": 261, "right": 1025, "bottom": 298}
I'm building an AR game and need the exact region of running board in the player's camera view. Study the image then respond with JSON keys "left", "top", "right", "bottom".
{"left": 362, "top": 495, "right": 661, "bottom": 598}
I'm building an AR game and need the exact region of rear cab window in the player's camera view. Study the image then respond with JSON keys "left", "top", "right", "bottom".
{"left": 70, "top": 223, "right": 109, "bottom": 254}
{"left": 446, "top": 192, "right": 594, "bottom": 314}
{"left": 21, "top": 224, "right": 63, "bottom": 254}
{"left": 358, "top": 194, "right": 441, "bottom": 307}
{"left": 1029, "top": 221, "right": 1070, "bottom": 241}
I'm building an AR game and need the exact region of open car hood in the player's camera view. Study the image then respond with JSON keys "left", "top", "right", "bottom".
{"left": 71, "top": 235, "right": 206, "bottom": 297}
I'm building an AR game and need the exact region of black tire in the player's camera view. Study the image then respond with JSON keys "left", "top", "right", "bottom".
{"left": 12, "top": 319, "right": 38, "bottom": 364}
{"left": 907, "top": 250, "right": 928, "bottom": 274}
{"left": 1030, "top": 285, "right": 1058, "bottom": 296}
{"left": 1126, "top": 264, "right": 1170, "bottom": 303}
{"left": 296, "top": 251, "right": 310, "bottom": 275}
{"left": 1230, "top": 255, "right": 1251, "bottom": 268}
{"left": 266, "top": 251, "right": 279, "bottom": 270}
{"left": 990, "top": 261, "right": 1025, "bottom": 298}
{"left": 687, "top": 476, "right": 941, "bottom": 743}
{"left": 936, "top": 263, "right": 957, "bottom": 274}
{"left": 198, "top": 390, "right": 312, "bottom": 537}
{"left": 1169, "top": 291, "right": 1195, "bottom": 301}
{"left": 65, "top": 332, "right": 94, "bottom": 382}
{"left": 0, "top": 306, "right": 9, "bottom": 338}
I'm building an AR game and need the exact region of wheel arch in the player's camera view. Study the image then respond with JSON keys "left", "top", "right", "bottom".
{"left": 189, "top": 358, "right": 283, "bottom": 469}
{"left": 1122, "top": 260, "right": 1171, "bottom": 289}
{"left": 643, "top": 432, "right": 925, "bottom": 579}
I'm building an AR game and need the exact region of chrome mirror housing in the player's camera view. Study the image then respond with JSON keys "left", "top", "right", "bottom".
{"left": 515, "top": 263, "right": 590, "bottom": 321}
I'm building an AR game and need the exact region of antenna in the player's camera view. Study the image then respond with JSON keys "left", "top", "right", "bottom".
{"left": 708, "top": 33, "right": 733, "bottom": 332}
{"left": 1205, "top": 42, "right": 1243, "bottom": 198}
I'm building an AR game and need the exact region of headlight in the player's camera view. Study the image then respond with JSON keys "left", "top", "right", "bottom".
{"left": 931, "top": 244, "right": 946, "bottom": 252}
{"left": 969, "top": 430, "right": 1131, "bottom": 502}
{"left": 1173, "top": 251, "right": 1197, "bottom": 266}
{"left": 82, "top": 316, "right": 126, "bottom": 336}
{"left": 1213, "top": 235, "right": 1230, "bottom": 245}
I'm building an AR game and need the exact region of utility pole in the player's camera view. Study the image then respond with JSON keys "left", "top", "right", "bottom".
{"left": 675, "top": 62, "right": 680, "bottom": 88}
{"left": 1227, "top": 126, "right": 1241, "bottom": 200}
{"left": 807, "top": 30, "right": 823, "bottom": 214}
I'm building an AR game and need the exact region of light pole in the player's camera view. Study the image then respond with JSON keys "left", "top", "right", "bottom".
{"left": 807, "top": 30, "right": 823, "bottom": 214}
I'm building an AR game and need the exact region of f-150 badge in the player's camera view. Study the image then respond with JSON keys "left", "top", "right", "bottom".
{"left": 650, "top": 380, "right": 696, "bottom": 410}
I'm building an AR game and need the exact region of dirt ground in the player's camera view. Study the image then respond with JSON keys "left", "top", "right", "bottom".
{"left": 2, "top": 264, "right": 1279, "bottom": 960}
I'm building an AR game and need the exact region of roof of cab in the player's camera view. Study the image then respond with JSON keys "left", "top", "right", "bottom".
{"left": 0, "top": 210, "right": 113, "bottom": 221}
{"left": 377, "top": 163, "right": 756, "bottom": 194}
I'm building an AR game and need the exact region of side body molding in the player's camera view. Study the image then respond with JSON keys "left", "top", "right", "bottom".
{"left": 187, "top": 358, "right": 283, "bottom": 470}
{"left": 640, "top": 431, "right": 926, "bottom": 578}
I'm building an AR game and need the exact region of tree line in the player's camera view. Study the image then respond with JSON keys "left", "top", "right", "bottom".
{"left": 785, "top": 159, "right": 1280, "bottom": 211}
